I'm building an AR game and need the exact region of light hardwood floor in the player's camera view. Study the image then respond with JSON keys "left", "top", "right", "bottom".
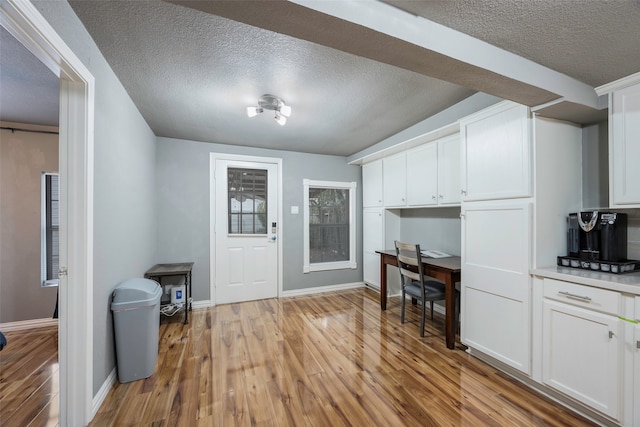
{"left": 1, "top": 288, "right": 598, "bottom": 426}
{"left": 91, "top": 288, "right": 595, "bottom": 426}
{"left": 0, "top": 325, "right": 59, "bottom": 427}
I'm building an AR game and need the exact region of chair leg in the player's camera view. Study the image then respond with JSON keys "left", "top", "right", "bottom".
{"left": 420, "top": 301, "right": 426, "bottom": 337}
{"left": 401, "top": 291, "right": 406, "bottom": 324}
{"left": 430, "top": 301, "right": 434, "bottom": 320}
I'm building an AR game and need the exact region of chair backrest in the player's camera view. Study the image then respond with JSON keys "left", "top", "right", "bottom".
{"left": 394, "top": 241, "right": 425, "bottom": 288}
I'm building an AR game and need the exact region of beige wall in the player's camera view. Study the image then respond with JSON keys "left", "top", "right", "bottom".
{"left": 0, "top": 122, "right": 59, "bottom": 323}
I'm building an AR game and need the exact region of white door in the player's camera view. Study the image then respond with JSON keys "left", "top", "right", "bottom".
{"left": 213, "top": 157, "right": 279, "bottom": 304}
{"left": 542, "top": 299, "right": 621, "bottom": 420}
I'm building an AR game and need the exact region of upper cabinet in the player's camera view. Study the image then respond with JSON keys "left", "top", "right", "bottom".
{"left": 362, "top": 159, "right": 383, "bottom": 208}
{"left": 406, "top": 143, "right": 438, "bottom": 206}
{"left": 436, "top": 133, "right": 461, "bottom": 205}
{"left": 383, "top": 152, "right": 407, "bottom": 207}
{"left": 460, "top": 102, "right": 532, "bottom": 202}
{"left": 609, "top": 82, "right": 640, "bottom": 207}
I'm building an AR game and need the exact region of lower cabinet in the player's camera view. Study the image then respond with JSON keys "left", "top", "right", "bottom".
{"left": 461, "top": 200, "right": 532, "bottom": 374}
{"left": 542, "top": 279, "right": 623, "bottom": 421}
{"left": 634, "top": 297, "right": 640, "bottom": 426}
{"left": 363, "top": 208, "right": 383, "bottom": 290}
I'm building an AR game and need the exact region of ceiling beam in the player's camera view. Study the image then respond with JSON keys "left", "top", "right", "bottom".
{"left": 169, "top": 0, "right": 600, "bottom": 113}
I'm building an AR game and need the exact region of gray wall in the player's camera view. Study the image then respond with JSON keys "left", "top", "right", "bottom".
{"left": 0, "top": 125, "right": 59, "bottom": 322}
{"left": 399, "top": 207, "right": 462, "bottom": 257}
{"left": 156, "top": 137, "right": 363, "bottom": 300}
{"left": 34, "top": 1, "right": 158, "bottom": 396}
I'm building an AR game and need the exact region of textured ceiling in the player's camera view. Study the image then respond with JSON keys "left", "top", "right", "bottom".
{"left": 383, "top": 0, "right": 640, "bottom": 88}
{"left": 2, "top": 1, "right": 640, "bottom": 156}
{"left": 0, "top": 27, "right": 59, "bottom": 127}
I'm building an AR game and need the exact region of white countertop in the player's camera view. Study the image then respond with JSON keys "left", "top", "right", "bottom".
{"left": 532, "top": 266, "right": 640, "bottom": 296}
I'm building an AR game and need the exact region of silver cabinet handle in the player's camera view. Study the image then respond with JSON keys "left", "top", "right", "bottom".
{"left": 558, "top": 291, "right": 591, "bottom": 301}
{"left": 461, "top": 189, "right": 467, "bottom": 195}
{"left": 609, "top": 331, "right": 615, "bottom": 339}
{"left": 432, "top": 195, "right": 437, "bottom": 200}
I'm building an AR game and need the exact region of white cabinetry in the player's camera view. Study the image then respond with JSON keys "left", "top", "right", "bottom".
{"left": 363, "top": 208, "right": 383, "bottom": 289}
{"left": 461, "top": 200, "right": 532, "bottom": 373}
{"left": 406, "top": 143, "right": 437, "bottom": 206}
{"left": 362, "top": 159, "right": 383, "bottom": 208}
{"left": 609, "top": 82, "right": 640, "bottom": 207}
{"left": 405, "top": 133, "right": 460, "bottom": 207}
{"left": 542, "top": 278, "right": 623, "bottom": 421}
{"left": 634, "top": 296, "right": 640, "bottom": 427}
{"left": 383, "top": 153, "right": 406, "bottom": 207}
{"left": 460, "top": 102, "right": 532, "bottom": 202}
{"left": 460, "top": 102, "right": 582, "bottom": 376}
{"left": 437, "top": 133, "right": 461, "bottom": 205}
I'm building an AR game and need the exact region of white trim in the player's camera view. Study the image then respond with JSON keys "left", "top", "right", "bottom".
{"left": 190, "top": 300, "right": 212, "bottom": 309}
{"left": 0, "top": 1, "right": 95, "bottom": 425}
{"left": 0, "top": 318, "right": 59, "bottom": 332}
{"left": 303, "top": 179, "right": 357, "bottom": 273}
{"left": 595, "top": 71, "right": 640, "bottom": 96}
{"left": 209, "top": 153, "right": 283, "bottom": 307}
{"left": 281, "top": 282, "right": 365, "bottom": 298}
{"left": 91, "top": 368, "right": 116, "bottom": 419}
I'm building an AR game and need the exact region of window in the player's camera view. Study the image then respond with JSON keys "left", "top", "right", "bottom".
{"left": 227, "top": 168, "right": 268, "bottom": 234}
{"left": 41, "top": 172, "right": 59, "bottom": 287}
{"left": 303, "top": 179, "right": 357, "bottom": 273}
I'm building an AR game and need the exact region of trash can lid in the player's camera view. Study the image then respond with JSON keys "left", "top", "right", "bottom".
{"left": 111, "top": 278, "right": 162, "bottom": 311}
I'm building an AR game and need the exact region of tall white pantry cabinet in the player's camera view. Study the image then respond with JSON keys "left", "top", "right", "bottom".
{"left": 459, "top": 101, "right": 582, "bottom": 375}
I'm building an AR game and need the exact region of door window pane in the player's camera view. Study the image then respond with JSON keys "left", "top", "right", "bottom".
{"left": 228, "top": 168, "right": 267, "bottom": 234}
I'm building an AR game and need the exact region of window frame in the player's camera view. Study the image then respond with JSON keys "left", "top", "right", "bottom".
{"left": 303, "top": 179, "right": 357, "bottom": 273}
{"left": 41, "top": 172, "right": 59, "bottom": 287}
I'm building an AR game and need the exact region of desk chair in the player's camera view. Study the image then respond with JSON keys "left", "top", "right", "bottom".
{"left": 395, "top": 241, "right": 456, "bottom": 337}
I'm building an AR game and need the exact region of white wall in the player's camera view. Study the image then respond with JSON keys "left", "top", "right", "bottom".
{"left": 33, "top": 1, "right": 158, "bottom": 395}
{"left": 0, "top": 124, "right": 59, "bottom": 322}
{"left": 156, "top": 136, "right": 363, "bottom": 301}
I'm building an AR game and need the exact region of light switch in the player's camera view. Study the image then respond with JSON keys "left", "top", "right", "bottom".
{"left": 291, "top": 206, "right": 299, "bottom": 214}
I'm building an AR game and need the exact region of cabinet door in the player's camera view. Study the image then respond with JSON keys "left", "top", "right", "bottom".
{"left": 542, "top": 299, "right": 622, "bottom": 420}
{"left": 363, "top": 209, "right": 383, "bottom": 288}
{"left": 406, "top": 143, "right": 438, "bottom": 206}
{"left": 362, "top": 160, "right": 383, "bottom": 208}
{"left": 437, "top": 134, "right": 460, "bottom": 205}
{"left": 461, "top": 200, "right": 532, "bottom": 374}
{"left": 460, "top": 102, "right": 532, "bottom": 201}
{"left": 383, "top": 152, "right": 406, "bottom": 207}
{"left": 610, "top": 84, "right": 640, "bottom": 207}
{"left": 634, "top": 322, "right": 640, "bottom": 427}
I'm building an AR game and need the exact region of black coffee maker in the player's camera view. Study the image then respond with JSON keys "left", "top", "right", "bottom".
{"left": 567, "top": 211, "right": 627, "bottom": 261}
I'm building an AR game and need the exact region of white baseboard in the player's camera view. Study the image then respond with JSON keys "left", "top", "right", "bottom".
{"left": 0, "top": 317, "right": 58, "bottom": 332}
{"left": 281, "top": 282, "right": 365, "bottom": 298}
{"left": 92, "top": 367, "right": 116, "bottom": 419}
{"left": 191, "top": 300, "right": 212, "bottom": 309}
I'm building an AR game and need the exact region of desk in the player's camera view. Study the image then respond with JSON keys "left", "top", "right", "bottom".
{"left": 376, "top": 250, "right": 461, "bottom": 349}
{"left": 144, "top": 262, "right": 193, "bottom": 324}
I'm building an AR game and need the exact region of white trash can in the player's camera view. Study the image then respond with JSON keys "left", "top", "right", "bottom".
{"left": 111, "top": 278, "right": 162, "bottom": 383}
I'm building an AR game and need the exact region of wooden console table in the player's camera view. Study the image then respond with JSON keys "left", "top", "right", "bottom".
{"left": 144, "top": 262, "right": 193, "bottom": 324}
{"left": 375, "top": 250, "right": 461, "bottom": 349}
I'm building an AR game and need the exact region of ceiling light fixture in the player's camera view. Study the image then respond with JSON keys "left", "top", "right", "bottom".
{"left": 246, "top": 94, "right": 291, "bottom": 126}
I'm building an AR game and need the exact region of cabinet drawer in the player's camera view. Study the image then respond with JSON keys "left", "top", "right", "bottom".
{"left": 543, "top": 278, "right": 621, "bottom": 316}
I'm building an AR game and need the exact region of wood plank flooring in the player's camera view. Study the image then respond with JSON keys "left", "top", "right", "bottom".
{"left": 0, "top": 325, "right": 59, "bottom": 427}
{"left": 88, "top": 288, "right": 596, "bottom": 426}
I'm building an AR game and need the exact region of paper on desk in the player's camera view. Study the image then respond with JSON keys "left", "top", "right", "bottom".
{"left": 421, "top": 249, "right": 451, "bottom": 258}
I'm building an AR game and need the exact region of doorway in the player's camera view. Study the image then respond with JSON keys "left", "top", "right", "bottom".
{"left": 1, "top": 1, "right": 95, "bottom": 425}
{"left": 211, "top": 154, "right": 282, "bottom": 304}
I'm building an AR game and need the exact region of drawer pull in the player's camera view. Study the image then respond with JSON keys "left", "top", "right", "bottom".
{"left": 558, "top": 291, "right": 592, "bottom": 302}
